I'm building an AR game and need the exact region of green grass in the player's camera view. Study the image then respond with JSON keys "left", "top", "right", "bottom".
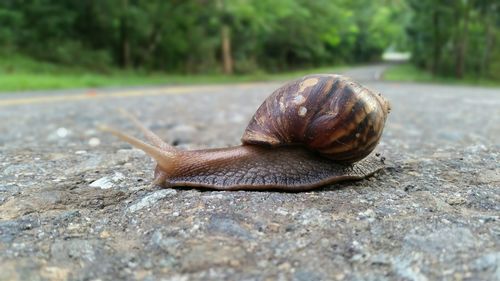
{"left": 384, "top": 63, "right": 500, "bottom": 87}
{"left": 0, "top": 53, "right": 347, "bottom": 92}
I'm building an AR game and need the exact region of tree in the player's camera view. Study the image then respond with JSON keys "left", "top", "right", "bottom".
{"left": 406, "top": 0, "right": 499, "bottom": 79}
{"left": 0, "top": 0, "right": 411, "bottom": 74}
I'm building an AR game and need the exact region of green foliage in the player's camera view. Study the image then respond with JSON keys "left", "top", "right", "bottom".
{"left": 406, "top": 0, "right": 499, "bottom": 79}
{"left": 0, "top": 0, "right": 405, "bottom": 74}
{"left": 384, "top": 63, "right": 500, "bottom": 87}
{"left": 0, "top": 52, "right": 346, "bottom": 91}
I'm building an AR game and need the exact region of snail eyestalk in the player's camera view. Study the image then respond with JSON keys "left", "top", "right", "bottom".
{"left": 98, "top": 124, "right": 177, "bottom": 172}
{"left": 117, "top": 108, "right": 174, "bottom": 151}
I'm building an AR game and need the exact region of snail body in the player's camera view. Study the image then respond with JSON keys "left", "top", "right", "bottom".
{"left": 103, "top": 74, "right": 390, "bottom": 191}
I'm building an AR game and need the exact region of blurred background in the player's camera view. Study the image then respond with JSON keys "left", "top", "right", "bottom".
{"left": 0, "top": 0, "right": 498, "bottom": 91}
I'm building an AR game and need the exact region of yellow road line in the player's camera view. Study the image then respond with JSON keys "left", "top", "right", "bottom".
{"left": 0, "top": 85, "right": 228, "bottom": 107}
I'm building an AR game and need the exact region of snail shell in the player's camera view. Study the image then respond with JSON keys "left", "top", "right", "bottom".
{"left": 243, "top": 74, "right": 390, "bottom": 163}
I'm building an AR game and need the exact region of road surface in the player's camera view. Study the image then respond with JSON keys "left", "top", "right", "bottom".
{"left": 0, "top": 65, "right": 499, "bottom": 280}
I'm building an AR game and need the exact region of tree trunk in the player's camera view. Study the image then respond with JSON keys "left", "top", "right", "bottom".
{"left": 221, "top": 25, "right": 233, "bottom": 74}
{"left": 480, "top": 11, "right": 494, "bottom": 77}
{"left": 120, "top": 0, "right": 131, "bottom": 68}
{"left": 217, "top": 0, "right": 233, "bottom": 75}
{"left": 455, "top": 1, "right": 470, "bottom": 79}
{"left": 431, "top": 9, "right": 441, "bottom": 76}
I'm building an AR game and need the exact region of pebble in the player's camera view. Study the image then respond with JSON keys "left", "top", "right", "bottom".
{"left": 99, "top": 231, "right": 111, "bottom": 239}
{"left": 128, "top": 189, "right": 177, "bottom": 213}
{"left": 56, "top": 127, "right": 69, "bottom": 138}
{"left": 88, "top": 137, "right": 101, "bottom": 147}
{"left": 357, "top": 209, "right": 376, "bottom": 222}
{"left": 112, "top": 172, "right": 125, "bottom": 182}
{"left": 88, "top": 172, "right": 125, "bottom": 189}
{"left": 89, "top": 177, "right": 114, "bottom": 189}
{"left": 445, "top": 195, "right": 466, "bottom": 206}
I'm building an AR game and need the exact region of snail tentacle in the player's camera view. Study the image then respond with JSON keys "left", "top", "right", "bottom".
{"left": 117, "top": 108, "right": 175, "bottom": 152}
{"left": 98, "top": 125, "right": 178, "bottom": 174}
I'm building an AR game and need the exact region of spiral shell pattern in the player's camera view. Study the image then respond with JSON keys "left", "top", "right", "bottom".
{"left": 241, "top": 74, "right": 390, "bottom": 163}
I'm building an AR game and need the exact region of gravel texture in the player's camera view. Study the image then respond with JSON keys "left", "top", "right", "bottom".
{"left": 0, "top": 66, "right": 499, "bottom": 281}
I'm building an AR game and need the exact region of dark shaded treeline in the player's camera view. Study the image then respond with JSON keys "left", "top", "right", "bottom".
{"left": 407, "top": 0, "right": 499, "bottom": 79}
{"left": 0, "top": 0, "right": 405, "bottom": 73}
{"left": 0, "top": 0, "right": 497, "bottom": 79}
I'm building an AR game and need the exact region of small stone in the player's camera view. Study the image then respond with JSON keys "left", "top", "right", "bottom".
{"left": 267, "top": 223, "right": 280, "bottom": 233}
{"left": 89, "top": 177, "right": 113, "bottom": 189}
{"left": 357, "top": 209, "right": 376, "bottom": 222}
{"left": 67, "top": 223, "right": 80, "bottom": 231}
{"left": 100, "top": 230, "right": 111, "bottom": 239}
{"left": 56, "top": 127, "right": 69, "bottom": 138}
{"left": 334, "top": 273, "right": 346, "bottom": 280}
{"left": 445, "top": 195, "right": 466, "bottom": 206}
{"left": 52, "top": 176, "right": 67, "bottom": 182}
{"left": 278, "top": 262, "right": 292, "bottom": 271}
{"left": 275, "top": 207, "right": 289, "bottom": 216}
{"left": 112, "top": 172, "right": 125, "bottom": 182}
{"left": 88, "top": 137, "right": 101, "bottom": 147}
{"left": 75, "top": 150, "right": 87, "bottom": 155}
{"left": 128, "top": 189, "right": 177, "bottom": 213}
{"left": 441, "top": 218, "right": 451, "bottom": 224}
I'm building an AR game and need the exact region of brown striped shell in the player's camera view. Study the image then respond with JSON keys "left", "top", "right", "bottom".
{"left": 242, "top": 74, "right": 390, "bottom": 163}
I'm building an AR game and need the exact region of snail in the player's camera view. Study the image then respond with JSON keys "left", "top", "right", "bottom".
{"left": 101, "top": 74, "right": 390, "bottom": 191}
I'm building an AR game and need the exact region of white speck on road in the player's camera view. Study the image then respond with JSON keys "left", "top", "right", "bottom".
{"left": 128, "top": 189, "right": 177, "bottom": 213}
{"left": 56, "top": 128, "right": 69, "bottom": 138}
{"left": 88, "top": 137, "right": 101, "bottom": 147}
{"left": 90, "top": 177, "right": 114, "bottom": 189}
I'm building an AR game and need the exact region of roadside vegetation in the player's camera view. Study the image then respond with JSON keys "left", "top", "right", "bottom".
{"left": 406, "top": 0, "right": 499, "bottom": 82}
{"left": 384, "top": 64, "right": 500, "bottom": 87}
{"left": 0, "top": 53, "right": 347, "bottom": 92}
{"left": 0, "top": 0, "right": 497, "bottom": 91}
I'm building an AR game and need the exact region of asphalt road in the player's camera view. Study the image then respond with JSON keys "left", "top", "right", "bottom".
{"left": 0, "top": 65, "right": 499, "bottom": 280}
